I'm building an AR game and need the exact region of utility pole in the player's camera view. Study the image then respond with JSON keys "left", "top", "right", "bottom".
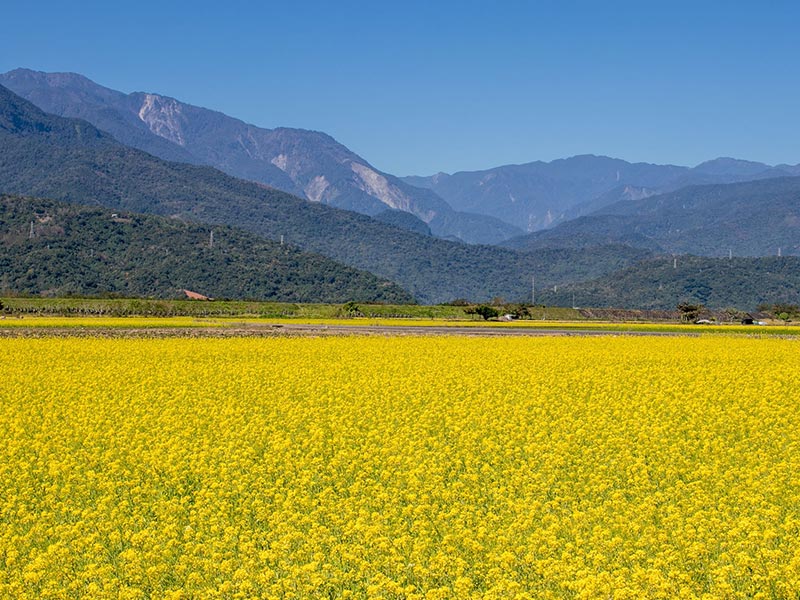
{"left": 209, "top": 230, "right": 214, "bottom": 249}
{"left": 729, "top": 248, "right": 732, "bottom": 260}
{"left": 778, "top": 247, "right": 782, "bottom": 257}
{"left": 673, "top": 256, "right": 677, "bottom": 269}
{"left": 280, "top": 234, "right": 284, "bottom": 246}
{"left": 531, "top": 275, "right": 535, "bottom": 305}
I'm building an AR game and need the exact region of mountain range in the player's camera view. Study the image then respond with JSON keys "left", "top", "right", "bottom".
{"left": 405, "top": 155, "right": 800, "bottom": 232}
{"left": 0, "top": 68, "right": 520, "bottom": 245}
{"left": 0, "top": 82, "right": 648, "bottom": 303}
{"left": 504, "top": 177, "right": 800, "bottom": 257}
{"left": 5, "top": 68, "right": 798, "bottom": 250}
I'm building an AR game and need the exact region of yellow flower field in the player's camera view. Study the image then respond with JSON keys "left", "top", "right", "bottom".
{"left": 1, "top": 336, "right": 799, "bottom": 599}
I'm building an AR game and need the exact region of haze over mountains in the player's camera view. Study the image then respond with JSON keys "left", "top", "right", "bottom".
{"left": 405, "top": 156, "right": 800, "bottom": 232}
{"left": 1, "top": 68, "right": 799, "bottom": 309}
{"left": 503, "top": 177, "right": 800, "bottom": 257}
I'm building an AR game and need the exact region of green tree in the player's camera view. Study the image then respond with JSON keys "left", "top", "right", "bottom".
{"left": 677, "top": 302, "right": 704, "bottom": 323}
{"left": 722, "top": 307, "right": 746, "bottom": 323}
{"left": 773, "top": 303, "right": 799, "bottom": 322}
{"left": 509, "top": 303, "right": 532, "bottom": 319}
{"left": 472, "top": 305, "right": 500, "bottom": 320}
{"left": 340, "top": 301, "right": 363, "bottom": 317}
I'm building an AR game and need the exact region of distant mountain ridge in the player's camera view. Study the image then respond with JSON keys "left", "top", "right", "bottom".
{"left": 503, "top": 177, "right": 800, "bottom": 257}
{"left": 0, "top": 68, "right": 521, "bottom": 244}
{"left": 405, "top": 155, "right": 800, "bottom": 232}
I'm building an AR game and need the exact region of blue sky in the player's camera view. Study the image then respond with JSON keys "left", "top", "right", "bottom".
{"left": 2, "top": 1, "right": 798, "bottom": 175}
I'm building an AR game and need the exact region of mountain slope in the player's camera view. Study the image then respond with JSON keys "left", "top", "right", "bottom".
{"left": 0, "top": 195, "right": 413, "bottom": 302}
{"left": 541, "top": 255, "right": 800, "bottom": 310}
{"left": 504, "top": 177, "right": 800, "bottom": 257}
{"left": 0, "top": 83, "right": 647, "bottom": 303}
{"left": 502, "top": 215, "right": 665, "bottom": 252}
{"left": 372, "top": 209, "right": 432, "bottom": 236}
{"left": 404, "top": 155, "right": 688, "bottom": 231}
{"left": 405, "top": 155, "right": 800, "bottom": 232}
{"left": 1, "top": 68, "right": 521, "bottom": 244}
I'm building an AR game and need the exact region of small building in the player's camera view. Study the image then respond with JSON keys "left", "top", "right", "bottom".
{"left": 183, "top": 289, "right": 212, "bottom": 301}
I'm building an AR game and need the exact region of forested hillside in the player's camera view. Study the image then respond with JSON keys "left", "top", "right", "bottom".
{"left": 0, "top": 195, "right": 413, "bottom": 302}
{"left": 506, "top": 177, "right": 800, "bottom": 257}
{"left": 541, "top": 255, "right": 800, "bottom": 310}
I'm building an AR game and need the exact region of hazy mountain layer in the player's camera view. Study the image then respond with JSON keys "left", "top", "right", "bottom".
{"left": 503, "top": 177, "right": 800, "bottom": 257}
{"left": 406, "top": 155, "right": 800, "bottom": 232}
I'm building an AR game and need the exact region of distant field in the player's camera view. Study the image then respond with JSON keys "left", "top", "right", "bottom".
{"left": 2, "top": 336, "right": 799, "bottom": 598}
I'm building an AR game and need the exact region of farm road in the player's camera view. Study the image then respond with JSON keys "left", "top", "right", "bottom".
{"left": 0, "top": 322, "right": 696, "bottom": 338}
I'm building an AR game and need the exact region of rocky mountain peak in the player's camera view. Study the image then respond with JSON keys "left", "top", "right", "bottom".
{"left": 137, "top": 93, "right": 186, "bottom": 146}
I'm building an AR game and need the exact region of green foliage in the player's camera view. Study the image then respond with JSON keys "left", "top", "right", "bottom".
{"left": 0, "top": 195, "right": 413, "bottom": 303}
{"left": 758, "top": 303, "right": 800, "bottom": 322}
{"left": 677, "top": 302, "right": 704, "bottom": 323}
{"left": 339, "top": 301, "right": 364, "bottom": 317}
{"left": 372, "top": 209, "right": 432, "bottom": 236}
{"left": 773, "top": 304, "right": 799, "bottom": 319}
{"left": 509, "top": 304, "right": 533, "bottom": 319}
{"left": 543, "top": 256, "right": 800, "bottom": 311}
{"left": 0, "top": 296, "right": 594, "bottom": 321}
{"left": 477, "top": 305, "right": 501, "bottom": 320}
{"left": 464, "top": 304, "right": 501, "bottom": 320}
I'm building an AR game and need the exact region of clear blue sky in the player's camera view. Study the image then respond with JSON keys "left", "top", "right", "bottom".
{"left": 2, "top": 1, "right": 798, "bottom": 175}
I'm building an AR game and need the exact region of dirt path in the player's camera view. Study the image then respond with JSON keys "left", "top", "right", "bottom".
{"left": 0, "top": 323, "right": 697, "bottom": 338}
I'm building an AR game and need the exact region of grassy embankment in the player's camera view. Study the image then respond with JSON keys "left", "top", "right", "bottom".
{"left": 0, "top": 297, "right": 582, "bottom": 320}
